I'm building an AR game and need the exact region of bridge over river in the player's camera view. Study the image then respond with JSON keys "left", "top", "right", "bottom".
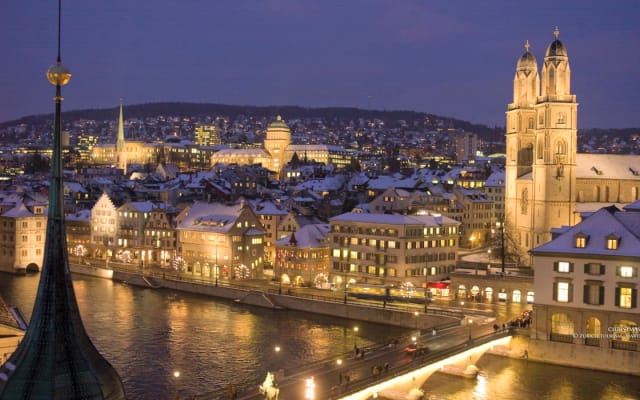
{"left": 230, "top": 326, "right": 517, "bottom": 400}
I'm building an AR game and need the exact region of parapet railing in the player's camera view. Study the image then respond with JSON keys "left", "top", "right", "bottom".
{"left": 329, "top": 329, "right": 513, "bottom": 399}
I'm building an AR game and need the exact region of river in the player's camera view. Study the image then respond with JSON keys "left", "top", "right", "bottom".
{"left": 1, "top": 273, "right": 638, "bottom": 400}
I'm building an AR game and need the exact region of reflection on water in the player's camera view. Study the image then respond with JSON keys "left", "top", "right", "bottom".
{"left": 2, "top": 274, "right": 638, "bottom": 399}
{"left": 0, "top": 273, "right": 408, "bottom": 398}
{"left": 424, "top": 354, "right": 640, "bottom": 400}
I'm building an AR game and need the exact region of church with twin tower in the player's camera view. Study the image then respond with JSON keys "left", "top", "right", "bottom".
{"left": 505, "top": 28, "right": 640, "bottom": 266}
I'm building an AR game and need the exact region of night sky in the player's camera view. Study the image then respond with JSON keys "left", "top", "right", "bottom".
{"left": 1, "top": 0, "right": 639, "bottom": 128}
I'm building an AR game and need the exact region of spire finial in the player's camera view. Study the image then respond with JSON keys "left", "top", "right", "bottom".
{"left": 554, "top": 26, "right": 560, "bottom": 40}
{"left": 524, "top": 40, "right": 531, "bottom": 52}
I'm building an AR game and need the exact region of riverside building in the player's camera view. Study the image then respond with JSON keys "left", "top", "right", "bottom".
{"left": 329, "top": 211, "right": 460, "bottom": 289}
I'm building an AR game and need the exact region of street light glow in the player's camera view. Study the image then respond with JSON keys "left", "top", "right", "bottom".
{"left": 304, "top": 376, "right": 315, "bottom": 399}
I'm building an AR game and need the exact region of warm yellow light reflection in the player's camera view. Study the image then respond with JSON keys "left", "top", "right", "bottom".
{"left": 304, "top": 376, "right": 315, "bottom": 399}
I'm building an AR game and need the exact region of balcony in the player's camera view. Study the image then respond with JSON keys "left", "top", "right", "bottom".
{"left": 584, "top": 337, "right": 600, "bottom": 347}
{"left": 612, "top": 340, "right": 638, "bottom": 352}
{"left": 550, "top": 333, "right": 574, "bottom": 343}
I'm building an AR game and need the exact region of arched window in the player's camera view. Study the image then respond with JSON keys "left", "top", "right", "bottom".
{"left": 555, "top": 139, "right": 567, "bottom": 155}
{"left": 512, "top": 290, "right": 521, "bottom": 303}
{"left": 526, "top": 291, "right": 535, "bottom": 303}
{"left": 584, "top": 317, "right": 601, "bottom": 346}
{"left": 485, "top": 287, "right": 493, "bottom": 301}
{"left": 611, "top": 320, "right": 639, "bottom": 351}
{"left": 551, "top": 313, "right": 574, "bottom": 342}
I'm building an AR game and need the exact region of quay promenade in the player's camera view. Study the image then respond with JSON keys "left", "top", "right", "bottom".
{"left": 102, "top": 262, "right": 500, "bottom": 333}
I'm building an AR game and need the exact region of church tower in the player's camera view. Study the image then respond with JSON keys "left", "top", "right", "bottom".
{"left": 532, "top": 27, "right": 578, "bottom": 248}
{"left": 115, "top": 101, "right": 127, "bottom": 174}
{"left": 505, "top": 28, "right": 577, "bottom": 265}
{"left": 0, "top": 0, "right": 126, "bottom": 396}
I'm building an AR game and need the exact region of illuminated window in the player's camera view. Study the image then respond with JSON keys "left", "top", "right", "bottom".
{"left": 617, "top": 266, "right": 637, "bottom": 278}
{"left": 554, "top": 261, "right": 572, "bottom": 273}
{"left": 555, "top": 282, "right": 571, "bottom": 303}
{"left": 615, "top": 287, "right": 636, "bottom": 309}
{"left": 575, "top": 233, "right": 588, "bottom": 248}
{"left": 606, "top": 235, "right": 619, "bottom": 250}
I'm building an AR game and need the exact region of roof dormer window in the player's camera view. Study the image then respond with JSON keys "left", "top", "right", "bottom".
{"left": 606, "top": 234, "right": 619, "bottom": 250}
{"left": 574, "top": 232, "right": 588, "bottom": 248}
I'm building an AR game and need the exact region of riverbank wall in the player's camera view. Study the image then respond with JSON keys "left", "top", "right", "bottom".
{"left": 487, "top": 332, "right": 640, "bottom": 377}
{"left": 111, "top": 270, "right": 460, "bottom": 331}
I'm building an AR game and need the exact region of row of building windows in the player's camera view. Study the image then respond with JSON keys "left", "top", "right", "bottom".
{"left": 18, "top": 248, "right": 42, "bottom": 257}
{"left": 332, "top": 225, "right": 399, "bottom": 236}
{"left": 17, "top": 221, "right": 44, "bottom": 228}
{"left": 554, "top": 261, "right": 637, "bottom": 277}
{"left": 554, "top": 282, "right": 637, "bottom": 309}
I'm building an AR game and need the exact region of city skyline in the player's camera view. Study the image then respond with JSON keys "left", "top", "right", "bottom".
{"left": 1, "top": 0, "right": 639, "bottom": 129}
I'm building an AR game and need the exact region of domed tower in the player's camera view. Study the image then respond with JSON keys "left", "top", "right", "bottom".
{"left": 512, "top": 40, "right": 540, "bottom": 108}
{"left": 541, "top": 27, "right": 571, "bottom": 99}
{"left": 505, "top": 41, "right": 539, "bottom": 263}
{"left": 263, "top": 115, "right": 291, "bottom": 178}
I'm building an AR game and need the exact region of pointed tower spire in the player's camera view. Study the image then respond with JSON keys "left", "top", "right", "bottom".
{"left": 116, "top": 99, "right": 125, "bottom": 152}
{"left": 0, "top": 1, "right": 126, "bottom": 398}
{"left": 116, "top": 99, "right": 127, "bottom": 175}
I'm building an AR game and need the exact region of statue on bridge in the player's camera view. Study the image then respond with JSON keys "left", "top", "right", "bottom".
{"left": 259, "top": 371, "right": 280, "bottom": 400}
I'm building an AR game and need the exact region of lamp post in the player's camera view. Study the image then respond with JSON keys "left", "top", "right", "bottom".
{"left": 414, "top": 311, "right": 419, "bottom": 332}
{"left": 468, "top": 318, "right": 473, "bottom": 343}
{"left": 353, "top": 326, "right": 359, "bottom": 347}
{"left": 343, "top": 274, "right": 348, "bottom": 304}
{"left": 424, "top": 259, "right": 429, "bottom": 313}
{"left": 498, "top": 220, "right": 506, "bottom": 274}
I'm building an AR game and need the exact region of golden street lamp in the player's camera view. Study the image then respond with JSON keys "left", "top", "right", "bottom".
{"left": 353, "top": 326, "right": 359, "bottom": 347}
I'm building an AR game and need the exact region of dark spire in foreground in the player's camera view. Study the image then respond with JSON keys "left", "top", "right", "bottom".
{"left": 0, "top": 1, "right": 126, "bottom": 398}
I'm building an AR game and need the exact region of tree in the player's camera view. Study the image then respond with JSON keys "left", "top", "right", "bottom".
{"left": 489, "top": 223, "right": 525, "bottom": 269}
